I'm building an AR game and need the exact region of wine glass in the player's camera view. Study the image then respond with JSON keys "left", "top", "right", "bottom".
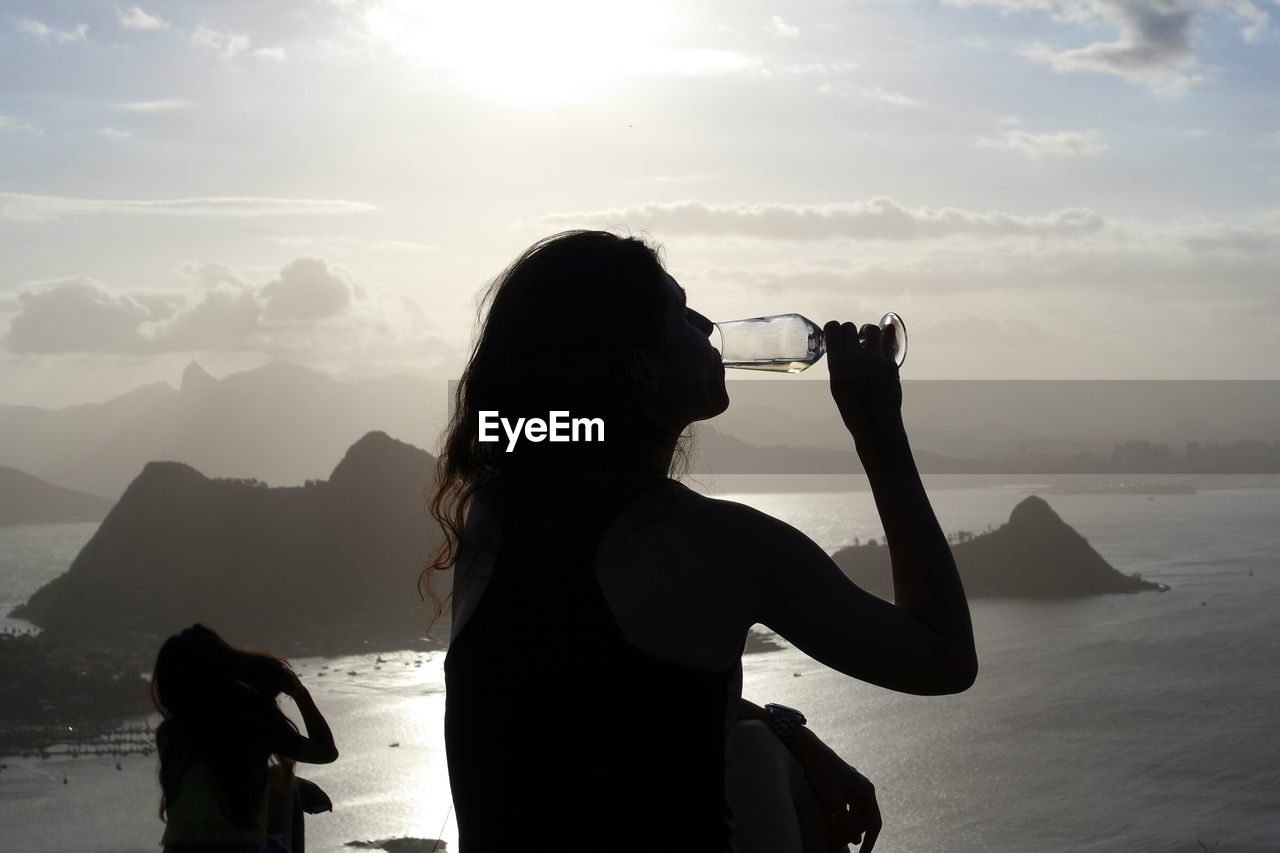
{"left": 711, "top": 312, "right": 906, "bottom": 373}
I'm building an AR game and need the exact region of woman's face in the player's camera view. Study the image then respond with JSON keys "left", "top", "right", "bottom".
{"left": 633, "top": 272, "right": 730, "bottom": 432}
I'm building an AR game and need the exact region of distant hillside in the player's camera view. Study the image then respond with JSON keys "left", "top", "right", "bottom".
{"left": 0, "top": 361, "right": 450, "bottom": 500}
{"left": 6, "top": 364, "right": 1278, "bottom": 500}
{"left": 0, "top": 467, "right": 113, "bottom": 526}
{"left": 832, "top": 495, "right": 1167, "bottom": 599}
{"left": 696, "top": 425, "right": 958, "bottom": 475}
{"left": 12, "top": 432, "right": 448, "bottom": 655}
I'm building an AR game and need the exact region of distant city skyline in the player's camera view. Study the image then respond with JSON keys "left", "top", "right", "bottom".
{"left": 3, "top": 0, "right": 1279, "bottom": 407}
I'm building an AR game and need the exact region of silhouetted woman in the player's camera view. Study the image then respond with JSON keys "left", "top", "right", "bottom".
{"left": 151, "top": 624, "right": 339, "bottom": 853}
{"left": 423, "top": 230, "right": 977, "bottom": 852}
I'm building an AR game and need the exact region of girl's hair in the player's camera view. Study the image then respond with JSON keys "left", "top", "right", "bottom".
{"left": 420, "top": 230, "right": 697, "bottom": 633}
{"left": 150, "top": 624, "right": 300, "bottom": 829}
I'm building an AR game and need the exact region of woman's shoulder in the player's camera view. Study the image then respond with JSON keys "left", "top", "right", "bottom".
{"left": 652, "top": 480, "right": 754, "bottom": 525}
{"left": 604, "top": 478, "right": 723, "bottom": 552}
{"left": 652, "top": 484, "right": 796, "bottom": 564}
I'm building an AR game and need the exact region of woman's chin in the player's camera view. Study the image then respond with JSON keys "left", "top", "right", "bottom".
{"left": 711, "top": 384, "right": 732, "bottom": 414}
{"left": 707, "top": 385, "right": 730, "bottom": 417}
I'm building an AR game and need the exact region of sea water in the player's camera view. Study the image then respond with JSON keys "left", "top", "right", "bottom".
{"left": 1, "top": 486, "right": 1278, "bottom": 852}
{"left": 0, "top": 521, "right": 99, "bottom": 635}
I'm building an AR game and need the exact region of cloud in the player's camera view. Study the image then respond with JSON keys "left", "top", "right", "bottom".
{"left": 114, "top": 100, "right": 189, "bottom": 112}
{"left": 4, "top": 259, "right": 435, "bottom": 356}
{"left": 190, "top": 23, "right": 287, "bottom": 63}
{"left": 686, "top": 212, "right": 1280, "bottom": 309}
{"left": 6, "top": 279, "right": 155, "bottom": 354}
{"left": 0, "top": 192, "right": 378, "bottom": 222}
{"left": 259, "top": 258, "right": 353, "bottom": 322}
{"left": 817, "top": 82, "right": 926, "bottom": 109}
{"left": 1216, "top": 0, "right": 1273, "bottom": 42}
{"left": 0, "top": 116, "right": 43, "bottom": 135}
{"left": 179, "top": 261, "right": 247, "bottom": 289}
{"left": 978, "top": 127, "right": 1108, "bottom": 157}
{"left": 144, "top": 282, "right": 263, "bottom": 351}
{"left": 770, "top": 16, "right": 799, "bottom": 37}
{"left": 768, "top": 61, "right": 860, "bottom": 76}
{"left": 252, "top": 46, "right": 289, "bottom": 62}
{"left": 534, "top": 198, "right": 1107, "bottom": 242}
{"left": 191, "top": 23, "right": 251, "bottom": 58}
{"left": 95, "top": 126, "right": 134, "bottom": 140}
{"left": 117, "top": 6, "right": 169, "bottom": 31}
{"left": 17, "top": 19, "right": 89, "bottom": 44}
{"left": 1183, "top": 220, "right": 1280, "bottom": 254}
{"left": 944, "top": 0, "right": 1276, "bottom": 95}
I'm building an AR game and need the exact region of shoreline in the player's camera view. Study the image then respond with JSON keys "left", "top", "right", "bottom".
{"left": 0, "top": 625, "right": 788, "bottom": 757}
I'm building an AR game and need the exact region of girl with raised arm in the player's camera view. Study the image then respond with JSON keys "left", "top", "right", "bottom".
{"left": 150, "top": 624, "right": 339, "bottom": 853}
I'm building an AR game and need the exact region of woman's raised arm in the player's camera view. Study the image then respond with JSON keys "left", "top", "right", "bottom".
{"left": 268, "top": 672, "right": 339, "bottom": 764}
{"left": 710, "top": 319, "right": 977, "bottom": 695}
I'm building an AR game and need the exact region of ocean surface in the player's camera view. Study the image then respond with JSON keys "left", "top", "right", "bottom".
{"left": 2, "top": 485, "right": 1278, "bottom": 852}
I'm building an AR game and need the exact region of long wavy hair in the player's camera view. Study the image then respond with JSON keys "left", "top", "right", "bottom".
{"left": 419, "top": 230, "right": 698, "bottom": 634}
{"left": 150, "top": 624, "right": 300, "bottom": 829}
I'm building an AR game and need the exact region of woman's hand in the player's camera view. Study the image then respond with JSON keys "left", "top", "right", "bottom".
{"left": 824, "top": 320, "right": 903, "bottom": 456}
{"left": 278, "top": 667, "right": 305, "bottom": 699}
{"left": 792, "top": 731, "right": 883, "bottom": 852}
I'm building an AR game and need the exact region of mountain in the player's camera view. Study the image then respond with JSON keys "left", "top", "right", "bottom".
{"left": 0, "top": 467, "right": 114, "bottom": 526}
{"left": 0, "top": 361, "right": 450, "bottom": 500}
{"left": 831, "top": 495, "right": 1167, "bottom": 599}
{"left": 4, "top": 364, "right": 1277, "bottom": 502}
{"left": 12, "top": 431, "right": 448, "bottom": 655}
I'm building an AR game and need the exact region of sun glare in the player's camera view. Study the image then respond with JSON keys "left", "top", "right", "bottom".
{"left": 365, "top": 0, "right": 677, "bottom": 103}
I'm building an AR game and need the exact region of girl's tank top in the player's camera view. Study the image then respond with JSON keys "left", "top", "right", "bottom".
{"left": 443, "top": 474, "right": 736, "bottom": 852}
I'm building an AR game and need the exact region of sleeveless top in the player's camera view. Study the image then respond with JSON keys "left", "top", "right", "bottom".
{"left": 159, "top": 759, "right": 270, "bottom": 846}
{"left": 443, "top": 474, "right": 737, "bottom": 852}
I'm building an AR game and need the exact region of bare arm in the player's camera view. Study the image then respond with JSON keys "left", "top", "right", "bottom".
{"left": 858, "top": 413, "right": 977, "bottom": 685}
{"left": 269, "top": 675, "right": 339, "bottom": 764}
{"left": 738, "top": 697, "right": 883, "bottom": 849}
{"left": 725, "top": 320, "right": 977, "bottom": 695}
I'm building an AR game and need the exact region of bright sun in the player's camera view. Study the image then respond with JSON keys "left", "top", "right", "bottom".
{"left": 365, "top": 0, "right": 678, "bottom": 103}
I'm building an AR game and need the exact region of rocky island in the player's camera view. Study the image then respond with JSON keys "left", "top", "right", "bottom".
{"left": 13, "top": 431, "right": 446, "bottom": 654}
{"left": 831, "top": 494, "right": 1168, "bottom": 600}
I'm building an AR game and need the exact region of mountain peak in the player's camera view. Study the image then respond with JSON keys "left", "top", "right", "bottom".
{"left": 181, "top": 360, "right": 217, "bottom": 395}
{"left": 329, "top": 431, "right": 435, "bottom": 492}
{"left": 1008, "top": 494, "right": 1064, "bottom": 530}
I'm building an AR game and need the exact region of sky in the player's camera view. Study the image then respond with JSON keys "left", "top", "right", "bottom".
{"left": 1, "top": 0, "right": 1278, "bottom": 407}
